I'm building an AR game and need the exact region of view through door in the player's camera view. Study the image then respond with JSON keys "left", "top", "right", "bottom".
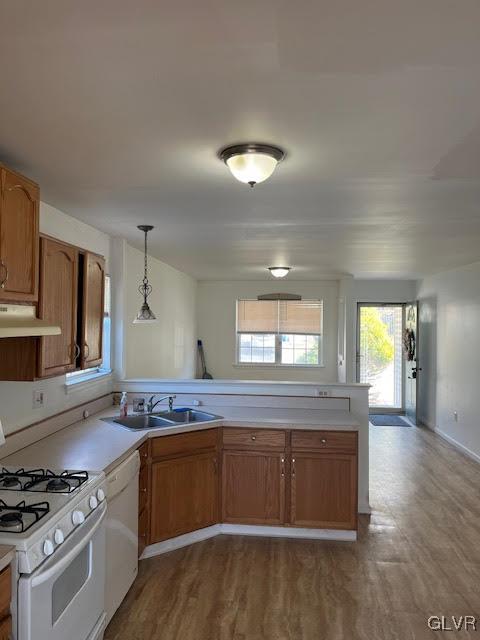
{"left": 357, "top": 304, "right": 404, "bottom": 411}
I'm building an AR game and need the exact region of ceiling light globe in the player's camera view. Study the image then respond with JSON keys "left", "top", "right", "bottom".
{"left": 219, "top": 143, "right": 285, "bottom": 187}
{"left": 226, "top": 153, "right": 278, "bottom": 186}
{"left": 268, "top": 267, "right": 291, "bottom": 278}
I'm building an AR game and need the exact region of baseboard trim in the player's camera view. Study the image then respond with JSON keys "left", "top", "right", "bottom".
{"left": 423, "top": 423, "right": 480, "bottom": 465}
{"left": 141, "top": 523, "right": 357, "bottom": 559}
{"left": 141, "top": 525, "right": 221, "bottom": 558}
{"left": 358, "top": 501, "right": 371, "bottom": 515}
{"left": 220, "top": 524, "right": 357, "bottom": 541}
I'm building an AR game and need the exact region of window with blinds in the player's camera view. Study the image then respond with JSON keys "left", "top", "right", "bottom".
{"left": 236, "top": 299, "right": 323, "bottom": 366}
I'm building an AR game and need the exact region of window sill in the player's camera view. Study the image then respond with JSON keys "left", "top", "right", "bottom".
{"left": 232, "top": 363, "right": 325, "bottom": 369}
{"left": 65, "top": 369, "right": 113, "bottom": 394}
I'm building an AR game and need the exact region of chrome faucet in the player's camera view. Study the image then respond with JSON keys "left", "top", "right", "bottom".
{"left": 147, "top": 394, "right": 176, "bottom": 413}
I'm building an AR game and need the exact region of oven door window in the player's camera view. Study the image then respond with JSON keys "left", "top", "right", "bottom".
{"left": 52, "top": 542, "right": 91, "bottom": 624}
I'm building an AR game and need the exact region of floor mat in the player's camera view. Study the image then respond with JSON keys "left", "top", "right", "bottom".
{"left": 369, "top": 414, "right": 411, "bottom": 427}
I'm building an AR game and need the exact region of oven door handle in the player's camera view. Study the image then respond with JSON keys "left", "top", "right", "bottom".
{"left": 31, "top": 501, "right": 107, "bottom": 587}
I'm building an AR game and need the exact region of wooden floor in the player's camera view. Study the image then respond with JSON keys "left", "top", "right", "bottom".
{"left": 105, "top": 425, "right": 480, "bottom": 639}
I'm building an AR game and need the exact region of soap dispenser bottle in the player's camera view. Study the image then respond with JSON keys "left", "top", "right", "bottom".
{"left": 119, "top": 392, "right": 128, "bottom": 418}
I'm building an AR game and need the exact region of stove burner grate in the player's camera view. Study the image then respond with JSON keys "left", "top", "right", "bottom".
{"left": 0, "top": 467, "right": 89, "bottom": 493}
{"left": 0, "top": 511, "right": 23, "bottom": 527}
{"left": 0, "top": 499, "right": 50, "bottom": 533}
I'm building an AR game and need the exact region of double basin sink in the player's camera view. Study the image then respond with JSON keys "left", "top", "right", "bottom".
{"left": 104, "top": 409, "right": 220, "bottom": 431}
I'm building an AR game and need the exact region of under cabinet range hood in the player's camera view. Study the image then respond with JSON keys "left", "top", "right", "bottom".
{"left": 0, "top": 304, "right": 61, "bottom": 338}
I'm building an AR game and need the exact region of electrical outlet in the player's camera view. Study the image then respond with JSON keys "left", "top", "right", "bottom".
{"left": 315, "top": 389, "right": 330, "bottom": 397}
{"left": 33, "top": 390, "right": 45, "bottom": 409}
{"left": 453, "top": 411, "right": 458, "bottom": 422}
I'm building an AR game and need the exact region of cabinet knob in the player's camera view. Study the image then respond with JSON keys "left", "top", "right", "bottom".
{"left": 251, "top": 435, "right": 256, "bottom": 441}
{"left": 140, "top": 488, "right": 147, "bottom": 493}
{"left": 321, "top": 438, "right": 327, "bottom": 444}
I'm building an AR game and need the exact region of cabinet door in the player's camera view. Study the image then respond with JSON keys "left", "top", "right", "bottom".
{"left": 0, "top": 167, "right": 39, "bottom": 302}
{"left": 222, "top": 450, "right": 285, "bottom": 525}
{"left": 150, "top": 451, "right": 218, "bottom": 543}
{"left": 290, "top": 452, "right": 357, "bottom": 530}
{"left": 38, "top": 238, "right": 78, "bottom": 377}
{"left": 0, "top": 616, "right": 11, "bottom": 640}
{"left": 81, "top": 252, "right": 105, "bottom": 369}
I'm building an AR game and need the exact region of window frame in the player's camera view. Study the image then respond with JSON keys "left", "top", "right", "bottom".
{"left": 235, "top": 299, "right": 324, "bottom": 368}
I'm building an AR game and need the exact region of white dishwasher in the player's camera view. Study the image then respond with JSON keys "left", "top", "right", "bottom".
{"left": 105, "top": 450, "right": 140, "bottom": 626}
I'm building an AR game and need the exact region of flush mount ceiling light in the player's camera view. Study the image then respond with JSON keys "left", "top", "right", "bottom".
{"left": 219, "top": 143, "right": 285, "bottom": 187}
{"left": 133, "top": 225, "right": 158, "bottom": 324}
{"left": 268, "top": 266, "right": 291, "bottom": 278}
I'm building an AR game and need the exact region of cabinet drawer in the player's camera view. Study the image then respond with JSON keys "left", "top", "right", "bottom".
{"left": 138, "top": 441, "right": 149, "bottom": 467}
{"left": 0, "top": 615, "right": 11, "bottom": 640}
{"left": 0, "top": 566, "right": 11, "bottom": 619}
{"left": 139, "top": 465, "right": 148, "bottom": 513}
{"left": 223, "top": 427, "right": 286, "bottom": 451}
{"left": 291, "top": 430, "right": 357, "bottom": 453}
{"left": 151, "top": 428, "right": 218, "bottom": 459}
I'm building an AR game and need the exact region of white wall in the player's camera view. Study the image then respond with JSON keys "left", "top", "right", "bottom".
{"left": 40, "top": 202, "right": 111, "bottom": 270}
{"left": 196, "top": 280, "right": 339, "bottom": 382}
{"left": 0, "top": 202, "right": 113, "bottom": 436}
{"left": 417, "top": 261, "right": 480, "bottom": 461}
{"left": 125, "top": 245, "right": 197, "bottom": 379}
{"left": 354, "top": 279, "right": 417, "bottom": 303}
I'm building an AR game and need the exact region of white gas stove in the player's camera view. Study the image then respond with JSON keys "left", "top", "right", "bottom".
{"left": 0, "top": 466, "right": 107, "bottom": 640}
{"left": 0, "top": 466, "right": 106, "bottom": 573}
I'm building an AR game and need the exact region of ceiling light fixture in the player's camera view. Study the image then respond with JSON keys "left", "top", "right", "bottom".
{"left": 133, "top": 225, "right": 157, "bottom": 324}
{"left": 268, "top": 266, "right": 291, "bottom": 278}
{"left": 219, "top": 143, "right": 285, "bottom": 187}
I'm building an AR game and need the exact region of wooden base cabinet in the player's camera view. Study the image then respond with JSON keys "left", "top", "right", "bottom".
{"left": 222, "top": 451, "right": 285, "bottom": 525}
{"left": 0, "top": 564, "right": 11, "bottom": 640}
{"left": 221, "top": 428, "right": 358, "bottom": 532}
{"left": 290, "top": 452, "right": 357, "bottom": 530}
{"left": 139, "top": 427, "right": 358, "bottom": 553}
{"left": 150, "top": 451, "right": 218, "bottom": 543}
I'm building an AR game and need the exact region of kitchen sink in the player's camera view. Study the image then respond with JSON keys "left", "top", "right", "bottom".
{"left": 153, "top": 409, "right": 219, "bottom": 423}
{"left": 103, "top": 408, "right": 221, "bottom": 431}
{"left": 104, "top": 414, "right": 176, "bottom": 430}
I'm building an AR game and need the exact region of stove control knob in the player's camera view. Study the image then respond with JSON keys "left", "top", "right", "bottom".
{"left": 43, "top": 540, "right": 54, "bottom": 556}
{"left": 96, "top": 488, "right": 105, "bottom": 502}
{"left": 89, "top": 495, "right": 98, "bottom": 510}
{"left": 72, "top": 510, "right": 85, "bottom": 526}
{"left": 54, "top": 529, "right": 65, "bottom": 545}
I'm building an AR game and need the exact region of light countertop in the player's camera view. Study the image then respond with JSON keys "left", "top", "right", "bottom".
{"left": 0, "top": 545, "right": 14, "bottom": 573}
{"left": 1, "top": 406, "right": 359, "bottom": 475}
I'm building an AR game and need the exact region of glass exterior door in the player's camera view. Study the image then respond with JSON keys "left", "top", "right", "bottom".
{"left": 357, "top": 304, "right": 404, "bottom": 410}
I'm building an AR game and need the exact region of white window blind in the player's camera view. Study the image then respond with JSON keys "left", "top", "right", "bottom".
{"left": 236, "top": 300, "right": 324, "bottom": 366}
{"left": 237, "top": 300, "right": 323, "bottom": 335}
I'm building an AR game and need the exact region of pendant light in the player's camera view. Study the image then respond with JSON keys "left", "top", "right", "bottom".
{"left": 219, "top": 143, "right": 285, "bottom": 187}
{"left": 133, "top": 225, "right": 157, "bottom": 324}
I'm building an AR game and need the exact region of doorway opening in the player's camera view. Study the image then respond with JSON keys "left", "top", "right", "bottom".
{"left": 357, "top": 304, "right": 404, "bottom": 411}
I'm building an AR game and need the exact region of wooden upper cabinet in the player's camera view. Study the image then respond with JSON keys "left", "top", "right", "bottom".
{"left": 0, "top": 166, "right": 39, "bottom": 302}
{"left": 81, "top": 252, "right": 105, "bottom": 369}
{"left": 222, "top": 450, "right": 286, "bottom": 525}
{"left": 290, "top": 452, "right": 357, "bottom": 530}
{"left": 38, "top": 237, "right": 78, "bottom": 377}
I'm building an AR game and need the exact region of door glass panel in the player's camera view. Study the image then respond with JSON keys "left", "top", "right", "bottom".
{"left": 358, "top": 306, "right": 403, "bottom": 409}
{"left": 52, "top": 543, "right": 91, "bottom": 624}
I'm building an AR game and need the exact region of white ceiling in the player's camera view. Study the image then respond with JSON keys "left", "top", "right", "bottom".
{"left": 1, "top": 0, "right": 480, "bottom": 280}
